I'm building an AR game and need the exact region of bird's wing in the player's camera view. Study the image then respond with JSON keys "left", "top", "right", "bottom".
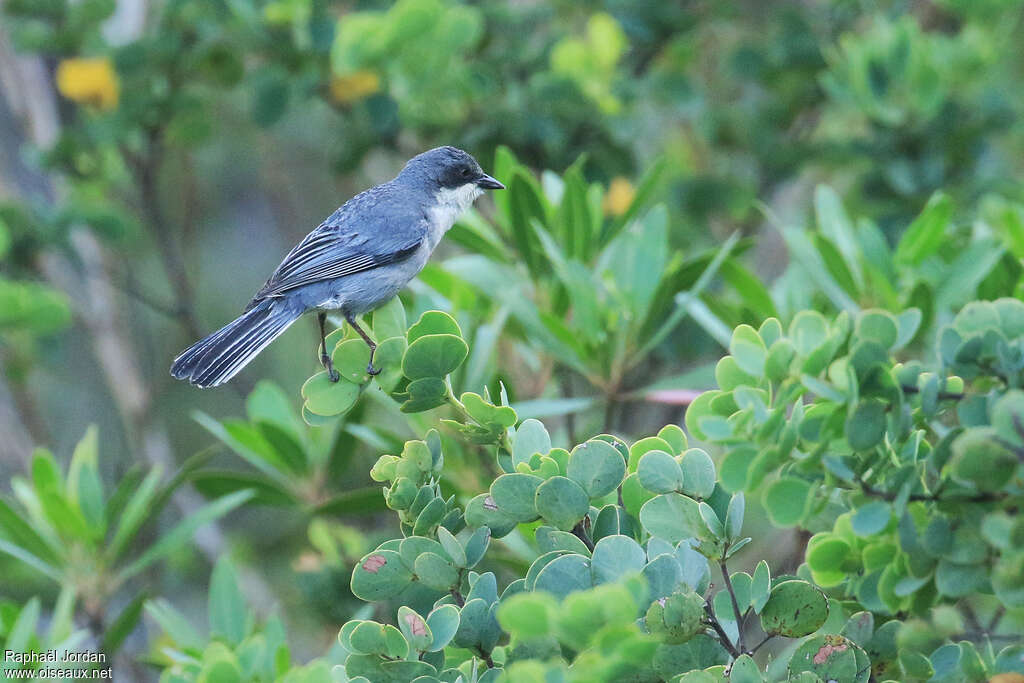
{"left": 248, "top": 189, "right": 426, "bottom": 307}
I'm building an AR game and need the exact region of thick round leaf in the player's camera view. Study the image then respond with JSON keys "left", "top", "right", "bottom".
{"left": 679, "top": 449, "right": 716, "bottom": 499}
{"left": 534, "top": 476, "right": 589, "bottom": 531}
{"left": 951, "top": 428, "right": 1017, "bottom": 492}
{"left": 763, "top": 478, "right": 811, "bottom": 527}
{"left": 302, "top": 371, "right": 360, "bottom": 416}
{"left": 845, "top": 400, "right": 886, "bottom": 452}
{"left": 639, "top": 492, "right": 705, "bottom": 544}
{"left": 497, "top": 592, "right": 556, "bottom": 638}
{"left": 413, "top": 551, "right": 458, "bottom": 591}
{"left": 407, "top": 310, "right": 461, "bottom": 343}
{"left": 372, "top": 297, "right": 407, "bottom": 341}
{"left": 402, "top": 334, "right": 468, "bottom": 379}
{"left": 637, "top": 450, "right": 683, "bottom": 494}
{"left": 590, "top": 535, "right": 646, "bottom": 585}
{"left": 332, "top": 338, "right": 372, "bottom": 383}
{"left": 490, "top": 473, "right": 543, "bottom": 523}
{"left": 464, "top": 493, "right": 518, "bottom": 538}
{"left": 400, "top": 377, "right": 448, "bottom": 413}
{"left": 760, "top": 580, "right": 828, "bottom": 637}
{"left": 851, "top": 501, "right": 891, "bottom": 537}
{"left": 729, "top": 324, "right": 767, "bottom": 377}
{"left": 855, "top": 310, "right": 898, "bottom": 349}
{"left": 351, "top": 550, "right": 413, "bottom": 601}
{"left": 567, "top": 439, "right": 626, "bottom": 499}
{"left": 532, "top": 553, "right": 593, "bottom": 599}
{"left": 788, "top": 635, "right": 866, "bottom": 683}
{"left": 425, "top": 604, "right": 460, "bottom": 652}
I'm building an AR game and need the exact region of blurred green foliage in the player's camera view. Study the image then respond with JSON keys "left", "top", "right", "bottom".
{"left": 1, "top": 0, "right": 1023, "bottom": 680}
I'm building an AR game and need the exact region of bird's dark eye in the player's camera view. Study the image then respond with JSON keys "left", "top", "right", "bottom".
{"left": 461, "top": 168, "right": 470, "bottom": 177}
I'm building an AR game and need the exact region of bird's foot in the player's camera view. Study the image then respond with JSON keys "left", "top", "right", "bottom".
{"left": 367, "top": 363, "right": 382, "bottom": 376}
{"left": 321, "top": 353, "right": 340, "bottom": 382}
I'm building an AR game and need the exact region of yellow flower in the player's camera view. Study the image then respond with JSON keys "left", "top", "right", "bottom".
{"left": 56, "top": 58, "right": 119, "bottom": 111}
{"left": 329, "top": 70, "right": 381, "bottom": 105}
{"left": 603, "top": 177, "right": 635, "bottom": 216}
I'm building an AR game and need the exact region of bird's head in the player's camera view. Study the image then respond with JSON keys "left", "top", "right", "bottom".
{"left": 398, "top": 146, "right": 505, "bottom": 194}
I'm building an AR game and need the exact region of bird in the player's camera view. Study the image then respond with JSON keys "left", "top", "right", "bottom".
{"left": 170, "top": 146, "right": 504, "bottom": 388}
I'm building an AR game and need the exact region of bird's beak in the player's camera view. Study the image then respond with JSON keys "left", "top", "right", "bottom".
{"left": 476, "top": 174, "right": 505, "bottom": 190}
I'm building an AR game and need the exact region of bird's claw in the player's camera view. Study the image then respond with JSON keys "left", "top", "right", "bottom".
{"left": 367, "top": 363, "right": 382, "bottom": 376}
{"left": 328, "top": 368, "right": 340, "bottom": 382}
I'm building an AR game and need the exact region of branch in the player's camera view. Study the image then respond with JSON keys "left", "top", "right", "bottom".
{"left": 719, "top": 559, "right": 747, "bottom": 652}
{"left": 900, "top": 384, "right": 965, "bottom": 401}
{"left": 702, "top": 590, "right": 741, "bottom": 659}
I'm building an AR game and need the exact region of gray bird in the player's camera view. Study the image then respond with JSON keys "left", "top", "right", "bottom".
{"left": 171, "top": 146, "right": 504, "bottom": 388}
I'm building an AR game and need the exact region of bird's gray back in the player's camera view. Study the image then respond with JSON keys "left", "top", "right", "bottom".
{"left": 247, "top": 180, "right": 430, "bottom": 308}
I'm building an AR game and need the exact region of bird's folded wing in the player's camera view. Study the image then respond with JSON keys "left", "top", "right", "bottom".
{"left": 249, "top": 223, "right": 424, "bottom": 304}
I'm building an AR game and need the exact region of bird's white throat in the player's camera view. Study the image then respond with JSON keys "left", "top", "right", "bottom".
{"left": 427, "top": 183, "right": 483, "bottom": 245}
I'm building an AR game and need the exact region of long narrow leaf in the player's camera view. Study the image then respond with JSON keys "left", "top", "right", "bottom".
{"left": 117, "top": 489, "right": 255, "bottom": 582}
{"left": 0, "top": 498, "right": 61, "bottom": 565}
{"left": 639, "top": 231, "right": 740, "bottom": 356}
{"left": 0, "top": 539, "right": 62, "bottom": 581}
{"left": 100, "top": 592, "right": 147, "bottom": 656}
{"left": 106, "top": 466, "right": 164, "bottom": 563}
{"left": 599, "top": 157, "right": 667, "bottom": 247}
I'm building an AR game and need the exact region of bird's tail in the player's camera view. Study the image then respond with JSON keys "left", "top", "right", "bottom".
{"left": 170, "top": 299, "right": 302, "bottom": 388}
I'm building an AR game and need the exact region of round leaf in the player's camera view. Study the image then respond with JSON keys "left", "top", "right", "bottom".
{"left": 567, "top": 439, "right": 626, "bottom": 499}
{"left": 637, "top": 450, "right": 683, "bottom": 494}
{"left": 351, "top": 550, "right": 413, "bottom": 601}
{"left": 760, "top": 580, "right": 828, "bottom": 637}
{"left": 402, "top": 334, "right": 468, "bottom": 379}
{"left": 534, "top": 476, "right": 589, "bottom": 531}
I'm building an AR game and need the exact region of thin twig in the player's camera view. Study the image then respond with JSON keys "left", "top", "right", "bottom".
{"left": 702, "top": 591, "right": 740, "bottom": 658}
{"left": 572, "top": 520, "right": 595, "bottom": 552}
{"left": 749, "top": 633, "right": 775, "bottom": 655}
{"left": 720, "top": 559, "right": 747, "bottom": 652}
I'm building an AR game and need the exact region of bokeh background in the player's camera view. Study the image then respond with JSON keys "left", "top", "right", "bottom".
{"left": 1, "top": 0, "right": 1023, "bottom": 677}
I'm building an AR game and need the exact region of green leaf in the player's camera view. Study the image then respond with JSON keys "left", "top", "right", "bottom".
{"left": 567, "top": 439, "right": 626, "bottom": 499}
{"left": 760, "top": 580, "right": 828, "bottom": 637}
{"left": 729, "top": 324, "right": 767, "bottom": 377}
{"left": 351, "top": 549, "right": 414, "bottom": 601}
{"left": 725, "top": 493, "right": 744, "bottom": 540}
{"left": 407, "top": 310, "right": 462, "bottom": 343}
{"left": 855, "top": 310, "right": 898, "bottom": 349}
{"left": 896, "top": 191, "right": 952, "bottom": 265}
{"left": 117, "top": 489, "right": 254, "bottom": 581}
{"left": 534, "top": 476, "right": 589, "bottom": 531}
{"left": 413, "top": 551, "right": 459, "bottom": 591}
{"left": 845, "top": 400, "right": 887, "bottom": 451}
{"left": 399, "top": 377, "right": 448, "bottom": 413}
{"left": 425, "top": 604, "right": 460, "bottom": 652}
{"left": 100, "top": 592, "right": 146, "bottom": 656}
{"left": 590, "top": 534, "right": 646, "bottom": 584}
{"left": 678, "top": 449, "right": 716, "bottom": 499}
{"left": 763, "top": 478, "right": 811, "bottom": 527}
{"left": 512, "top": 419, "right": 551, "bottom": 468}
{"left": 402, "top": 333, "right": 469, "bottom": 379}
{"left": 398, "top": 606, "right": 433, "bottom": 652}
{"left": 489, "top": 473, "right": 542, "bottom": 524}
{"left": 465, "top": 493, "right": 518, "bottom": 538}
{"left": 301, "top": 371, "right": 361, "bottom": 416}
{"left": 637, "top": 450, "right": 683, "bottom": 494}
{"left": 639, "top": 492, "right": 704, "bottom": 544}
{"left": 851, "top": 501, "right": 891, "bottom": 537}
{"left": 532, "top": 553, "right": 593, "bottom": 599}
{"left": 751, "top": 560, "right": 771, "bottom": 614}
{"left": 209, "top": 557, "right": 248, "bottom": 645}
{"left": 107, "top": 467, "right": 164, "bottom": 563}
{"left": 729, "top": 654, "right": 764, "bottom": 683}
{"left": 497, "top": 592, "right": 555, "bottom": 638}
{"left": 372, "top": 297, "right": 407, "bottom": 341}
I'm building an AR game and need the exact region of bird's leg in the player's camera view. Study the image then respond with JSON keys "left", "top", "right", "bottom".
{"left": 318, "top": 312, "right": 339, "bottom": 382}
{"left": 345, "top": 312, "right": 381, "bottom": 376}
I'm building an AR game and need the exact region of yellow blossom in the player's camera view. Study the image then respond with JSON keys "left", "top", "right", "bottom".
{"left": 56, "top": 58, "right": 119, "bottom": 111}
{"left": 603, "top": 177, "right": 636, "bottom": 216}
{"left": 329, "top": 70, "right": 381, "bottom": 105}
